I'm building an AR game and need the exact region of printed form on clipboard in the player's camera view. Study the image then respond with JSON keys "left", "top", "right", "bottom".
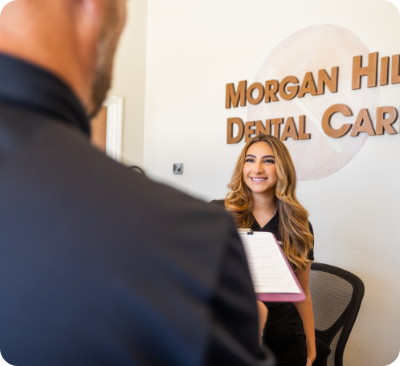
{"left": 238, "top": 229, "right": 306, "bottom": 303}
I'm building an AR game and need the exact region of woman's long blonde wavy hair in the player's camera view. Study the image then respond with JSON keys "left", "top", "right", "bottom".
{"left": 225, "top": 134, "right": 314, "bottom": 271}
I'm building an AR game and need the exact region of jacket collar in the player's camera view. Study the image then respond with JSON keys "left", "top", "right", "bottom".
{"left": 0, "top": 53, "right": 90, "bottom": 136}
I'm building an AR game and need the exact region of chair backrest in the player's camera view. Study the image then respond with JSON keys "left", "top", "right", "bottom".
{"left": 309, "top": 263, "right": 365, "bottom": 366}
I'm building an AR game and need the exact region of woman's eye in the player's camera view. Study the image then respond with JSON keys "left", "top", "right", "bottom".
{"left": 245, "top": 158, "right": 254, "bottom": 163}
{"left": 264, "top": 159, "right": 275, "bottom": 164}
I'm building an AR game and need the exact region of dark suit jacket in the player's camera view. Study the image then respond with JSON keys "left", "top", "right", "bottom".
{"left": 0, "top": 54, "right": 274, "bottom": 366}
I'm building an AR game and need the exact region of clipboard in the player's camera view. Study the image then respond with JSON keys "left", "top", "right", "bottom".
{"left": 239, "top": 229, "right": 306, "bottom": 303}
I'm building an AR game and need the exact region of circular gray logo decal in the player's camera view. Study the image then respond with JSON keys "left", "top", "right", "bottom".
{"left": 247, "top": 24, "right": 380, "bottom": 180}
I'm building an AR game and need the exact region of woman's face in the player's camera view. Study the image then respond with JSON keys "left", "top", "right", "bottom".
{"left": 243, "top": 142, "right": 278, "bottom": 195}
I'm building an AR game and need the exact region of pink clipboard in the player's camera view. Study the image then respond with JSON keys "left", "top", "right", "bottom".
{"left": 240, "top": 230, "right": 305, "bottom": 303}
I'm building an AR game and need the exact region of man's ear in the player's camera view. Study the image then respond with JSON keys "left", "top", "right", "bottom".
{"left": 72, "top": 0, "right": 106, "bottom": 24}
{"left": 74, "top": 0, "right": 104, "bottom": 39}
{"left": 73, "top": 0, "right": 104, "bottom": 63}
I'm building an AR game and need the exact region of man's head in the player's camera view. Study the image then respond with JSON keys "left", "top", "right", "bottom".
{"left": 0, "top": 0, "right": 127, "bottom": 117}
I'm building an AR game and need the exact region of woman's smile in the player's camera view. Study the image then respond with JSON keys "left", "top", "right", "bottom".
{"left": 250, "top": 177, "right": 268, "bottom": 183}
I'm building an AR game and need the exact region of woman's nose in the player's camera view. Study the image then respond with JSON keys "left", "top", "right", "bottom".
{"left": 253, "top": 162, "right": 264, "bottom": 174}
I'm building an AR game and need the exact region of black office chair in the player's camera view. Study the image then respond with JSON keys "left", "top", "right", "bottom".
{"left": 309, "top": 263, "right": 365, "bottom": 366}
{"left": 129, "top": 165, "right": 145, "bottom": 175}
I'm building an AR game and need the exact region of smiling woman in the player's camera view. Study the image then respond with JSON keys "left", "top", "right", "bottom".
{"left": 211, "top": 134, "right": 325, "bottom": 366}
{"left": 224, "top": 135, "right": 313, "bottom": 270}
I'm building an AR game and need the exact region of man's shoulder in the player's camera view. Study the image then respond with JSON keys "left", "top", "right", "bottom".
{"left": 28, "top": 119, "right": 236, "bottom": 243}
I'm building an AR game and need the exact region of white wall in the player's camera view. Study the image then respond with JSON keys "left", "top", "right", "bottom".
{"left": 111, "top": 0, "right": 148, "bottom": 167}
{"left": 143, "top": 0, "right": 400, "bottom": 365}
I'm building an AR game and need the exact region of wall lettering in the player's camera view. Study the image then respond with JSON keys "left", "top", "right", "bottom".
{"left": 225, "top": 52, "right": 400, "bottom": 144}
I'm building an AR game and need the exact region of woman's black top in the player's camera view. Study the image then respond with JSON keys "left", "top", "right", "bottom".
{"left": 210, "top": 199, "right": 314, "bottom": 260}
{"left": 210, "top": 199, "right": 314, "bottom": 312}
{"left": 252, "top": 209, "right": 314, "bottom": 262}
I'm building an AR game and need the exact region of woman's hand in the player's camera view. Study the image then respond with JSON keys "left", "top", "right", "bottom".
{"left": 257, "top": 301, "right": 268, "bottom": 344}
{"left": 306, "top": 351, "right": 316, "bottom": 366}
